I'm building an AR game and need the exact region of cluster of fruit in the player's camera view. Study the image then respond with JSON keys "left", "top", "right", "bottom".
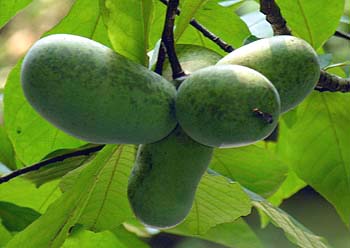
{"left": 21, "top": 34, "right": 320, "bottom": 228}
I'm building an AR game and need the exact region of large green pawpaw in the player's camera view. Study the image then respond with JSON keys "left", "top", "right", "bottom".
{"left": 162, "top": 44, "right": 222, "bottom": 82}
{"left": 128, "top": 126, "right": 213, "bottom": 228}
{"left": 217, "top": 35, "right": 320, "bottom": 113}
{"left": 176, "top": 65, "right": 280, "bottom": 148}
{"left": 21, "top": 34, "right": 177, "bottom": 144}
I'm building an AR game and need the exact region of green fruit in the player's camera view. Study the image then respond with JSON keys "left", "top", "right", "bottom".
{"left": 162, "top": 44, "right": 222, "bottom": 82}
{"left": 128, "top": 126, "right": 213, "bottom": 228}
{"left": 21, "top": 34, "right": 177, "bottom": 144}
{"left": 176, "top": 65, "right": 280, "bottom": 148}
{"left": 217, "top": 35, "right": 320, "bottom": 113}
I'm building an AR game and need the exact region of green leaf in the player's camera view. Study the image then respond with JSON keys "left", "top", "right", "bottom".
{"left": 0, "top": 178, "right": 61, "bottom": 213}
{"left": 6, "top": 145, "right": 135, "bottom": 248}
{"left": 174, "top": 173, "right": 251, "bottom": 235}
{"left": 0, "top": 201, "right": 40, "bottom": 232}
{"left": 3, "top": 0, "right": 111, "bottom": 165}
{"left": 275, "top": 92, "right": 350, "bottom": 226}
{"left": 178, "top": 1, "right": 250, "bottom": 55}
{"left": 100, "top": 0, "right": 154, "bottom": 65}
{"left": 248, "top": 190, "right": 332, "bottom": 248}
{"left": 276, "top": 0, "right": 345, "bottom": 49}
{"left": 260, "top": 171, "right": 306, "bottom": 228}
{"left": 0, "top": 126, "right": 16, "bottom": 170}
{"left": 110, "top": 225, "right": 150, "bottom": 248}
{"left": 210, "top": 145, "right": 288, "bottom": 197}
{"left": 62, "top": 229, "right": 128, "bottom": 248}
{"left": 0, "top": 219, "right": 12, "bottom": 247}
{"left": 0, "top": 0, "right": 33, "bottom": 29}
{"left": 174, "top": 0, "right": 209, "bottom": 40}
{"left": 170, "top": 218, "right": 263, "bottom": 248}
{"left": 4, "top": 63, "right": 86, "bottom": 165}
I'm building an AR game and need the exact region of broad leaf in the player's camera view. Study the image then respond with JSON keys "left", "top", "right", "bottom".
{"left": 171, "top": 218, "right": 264, "bottom": 248}
{"left": 0, "top": 201, "right": 40, "bottom": 232}
{"left": 276, "top": 0, "right": 345, "bottom": 49}
{"left": 175, "top": 173, "right": 251, "bottom": 235}
{"left": 0, "top": 178, "right": 61, "bottom": 213}
{"left": 211, "top": 145, "right": 288, "bottom": 197}
{"left": 0, "top": 0, "right": 33, "bottom": 29}
{"left": 275, "top": 92, "right": 350, "bottom": 226}
{"left": 6, "top": 145, "right": 134, "bottom": 248}
{"left": 248, "top": 190, "right": 332, "bottom": 248}
{"left": 100, "top": 0, "right": 154, "bottom": 65}
{"left": 175, "top": 0, "right": 209, "bottom": 40}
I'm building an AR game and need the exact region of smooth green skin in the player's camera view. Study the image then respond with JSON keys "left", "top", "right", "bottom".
{"left": 176, "top": 65, "right": 281, "bottom": 148}
{"left": 217, "top": 35, "right": 320, "bottom": 113}
{"left": 128, "top": 126, "right": 214, "bottom": 228}
{"left": 21, "top": 34, "right": 177, "bottom": 144}
{"left": 162, "top": 44, "right": 222, "bottom": 82}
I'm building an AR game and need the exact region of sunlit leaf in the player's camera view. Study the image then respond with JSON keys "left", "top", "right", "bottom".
{"left": 276, "top": 0, "right": 345, "bottom": 49}
{"left": 0, "top": 0, "right": 33, "bottom": 29}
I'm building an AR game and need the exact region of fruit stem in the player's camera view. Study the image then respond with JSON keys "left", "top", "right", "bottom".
{"left": 259, "top": 0, "right": 291, "bottom": 35}
{"left": 252, "top": 108, "right": 274, "bottom": 124}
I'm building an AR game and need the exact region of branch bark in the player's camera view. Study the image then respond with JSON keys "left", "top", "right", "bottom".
{"left": 0, "top": 145, "right": 104, "bottom": 184}
{"left": 334, "top": 30, "right": 350, "bottom": 40}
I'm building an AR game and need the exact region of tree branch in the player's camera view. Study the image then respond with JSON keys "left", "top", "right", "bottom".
{"left": 154, "top": 42, "right": 167, "bottom": 75}
{"left": 159, "top": 0, "right": 234, "bottom": 53}
{"left": 0, "top": 145, "right": 104, "bottom": 184}
{"left": 259, "top": 0, "right": 291, "bottom": 35}
{"left": 160, "top": 0, "right": 185, "bottom": 79}
{"left": 260, "top": 0, "right": 350, "bottom": 93}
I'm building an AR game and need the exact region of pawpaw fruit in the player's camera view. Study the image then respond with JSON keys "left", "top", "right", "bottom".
{"left": 176, "top": 65, "right": 280, "bottom": 148}
{"left": 21, "top": 34, "right": 177, "bottom": 144}
{"left": 217, "top": 35, "right": 320, "bottom": 113}
{"left": 162, "top": 44, "right": 222, "bottom": 82}
{"left": 127, "top": 126, "right": 214, "bottom": 228}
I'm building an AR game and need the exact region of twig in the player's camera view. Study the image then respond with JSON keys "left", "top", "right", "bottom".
{"left": 334, "top": 30, "right": 350, "bottom": 40}
{"left": 259, "top": 0, "right": 291, "bottom": 35}
{"left": 315, "top": 70, "right": 350, "bottom": 92}
{"left": 0, "top": 145, "right": 104, "bottom": 184}
{"left": 154, "top": 42, "right": 167, "bottom": 75}
{"left": 160, "top": 0, "right": 185, "bottom": 79}
{"left": 159, "top": 0, "right": 234, "bottom": 53}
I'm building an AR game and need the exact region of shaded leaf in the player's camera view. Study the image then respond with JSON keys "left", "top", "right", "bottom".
{"left": 248, "top": 189, "right": 332, "bottom": 248}
{"left": 0, "top": 201, "right": 40, "bottom": 232}
{"left": 0, "top": 220, "right": 12, "bottom": 247}
{"left": 0, "top": 0, "right": 33, "bottom": 29}
{"left": 276, "top": 0, "right": 345, "bottom": 49}
{"left": 0, "top": 126, "right": 16, "bottom": 170}
{"left": 211, "top": 145, "right": 288, "bottom": 197}
{"left": 100, "top": 0, "right": 154, "bottom": 65}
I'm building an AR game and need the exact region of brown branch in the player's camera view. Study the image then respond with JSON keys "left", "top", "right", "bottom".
{"left": 159, "top": 0, "right": 234, "bottom": 53}
{"left": 0, "top": 145, "right": 104, "bottom": 184}
{"left": 334, "top": 30, "right": 350, "bottom": 40}
{"left": 154, "top": 42, "right": 167, "bottom": 75}
{"left": 259, "top": 0, "right": 291, "bottom": 35}
{"left": 315, "top": 70, "right": 350, "bottom": 92}
{"left": 160, "top": 0, "right": 185, "bottom": 79}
